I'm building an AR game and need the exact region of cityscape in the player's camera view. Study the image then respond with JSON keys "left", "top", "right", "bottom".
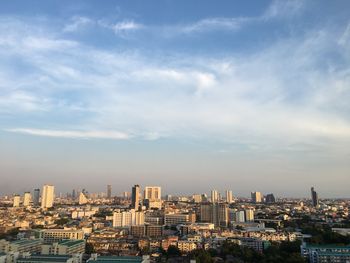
{"left": 1, "top": 0, "right": 350, "bottom": 263}
{"left": 0, "top": 184, "right": 350, "bottom": 262}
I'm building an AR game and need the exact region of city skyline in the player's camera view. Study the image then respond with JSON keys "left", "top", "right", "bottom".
{"left": 1, "top": 0, "right": 350, "bottom": 197}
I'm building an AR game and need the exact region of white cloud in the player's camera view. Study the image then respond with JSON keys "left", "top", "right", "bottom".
{"left": 113, "top": 20, "right": 142, "bottom": 35}
{"left": 181, "top": 17, "right": 248, "bottom": 33}
{"left": 6, "top": 128, "right": 130, "bottom": 140}
{"left": 63, "top": 16, "right": 94, "bottom": 32}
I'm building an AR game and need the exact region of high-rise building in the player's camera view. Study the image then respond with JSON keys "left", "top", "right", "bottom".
{"left": 23, "top": 192, "right": 32, "bottom": 207}
{"left": 251, "top": 192, "right": 262, "bottom": 203}
{"left": 112, "top": 209, "right": 145, "bottom": 227}
{"left": 72, "top": 189, "right": 76, "bottom": 199}
{"left": 225, "top": 190, "right": 233, "bottom": 203}
{"left": 79, "top": 192, "right": 88, "bottom": 205}
{"left": 245, "top": 209, "right": 254, "bottom": 222}
{"left": 144, "top": 186, "right": 162, "bottom": 209}
{"left": 33, "top": 189, "right": 40, "bottom": 206}
{"left": 211, "top": 190, "right": 219, "bottom": 203}
{"left": 235, "top": 211, "right": 245, "bottom": 223}
{"left": 131, "top": 185, "right": 141, "bottom": 210}
{"left": 311, "top": 187, "right": 319, "bottom": 207}
{"left": 107, "top": 185, "right": 112, "bottom": 199}
{"left": 200, "top": 203, "right": 228, "bottom": 227}
{"left": 192, "top": 194, "right": 202, "bottom": 203}
{"left": 41, "top": 185, "right": 54, "bottom": 209}
{"left": 13, "top": 195, "right": 21, "bottom": 207}
{"left": 265, "top": 193, "right": 276, "bottom": 203}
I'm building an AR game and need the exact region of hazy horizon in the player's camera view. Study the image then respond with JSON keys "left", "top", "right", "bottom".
{"left": 1, "top": 0, "right": 350, "bottom": 198}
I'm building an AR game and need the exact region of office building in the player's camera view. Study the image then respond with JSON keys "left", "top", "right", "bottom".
{"left": 251, "top": 192, "right": 262, "bottom": 203}
{"left": 143, "top": 186, "right": 162, "bottom": 209}
{"left": 192, "top": 194, "right": 202, "bottom": 203}
{"left": 17, "top": 255, "right": 82, "bottom": 263}
{"left": 23, "top": 192, "right": 32, "bottom": 207}
{"left": 113, "top": 210, "right": 145, "bottom": 227}
{"left": 41, "top": 185, "right": 55, "bottom": 209}
{"left": 235, "top": 211, "right": 246, "bottom": 223}
{"left": 33, "top": 189, "right": 40, "bottom": 206}
{"left": 131, "top": 185, "right": 141, "bottom": 210}
{"left": 265, "top": 193, "right": 276, "bottom": 204}
{"left": 1, "top": 239, "right": 42, "bottom": 254}
{"left": 311, "top": 187, "right": 319, "bottom": 207}
{"left": 211, "top": 190, "right": 219, "bottom": 203}
{"left": 225, "top": 190, "right": 233, "bottom": 203}
{"left": 13, "top": 195, "right": 21, "bottom": 207}
{"left": 107, "top": 185, "right": 112, "bottom": 199}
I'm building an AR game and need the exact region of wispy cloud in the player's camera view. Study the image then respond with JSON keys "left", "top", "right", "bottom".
{"left": 6, "top": 128, "right": 130, "bottom": 140}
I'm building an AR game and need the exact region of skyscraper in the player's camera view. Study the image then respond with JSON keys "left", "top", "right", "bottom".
{"left": 23, "top": 192, "right": 32, "bottom": 207}
{"left": 265, "top": 193, "right": 276, "bottom": 203}
{"left": 200, "top": 203, "right": 228, "bottom": 227}
{"left": 251, "top": 192, "right": 262, "bottom": 203}
{"left": 33, "top": 189, "right": 40, "bottom": 206}
{"left": 144, "top": 186, "right": 162, "bottom": 209}
{"left": 311, "top": 187, "right": 319, "bottom": 207}
{"left": 41, "top": 184, "right": 55, "bottom": 209}
{"left": 107, "top": 185, "right": 112, "bottom": 199}
{"left": 211, "top": 190, "right": 219, "bottom": 203}
{"left": 13, "top": 195, "right": 21, "bottom": 207}
{"left": 79, "top": 192, "right": 88, "bottom": 205}
{"left": 131, "top": 185, "right": 141, "bottom": 210}
{"left": 225, "top": 190, "right": 233, "bottom": 203}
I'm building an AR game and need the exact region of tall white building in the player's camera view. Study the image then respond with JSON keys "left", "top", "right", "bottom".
{"left": 245, "top": 209, "right": 254, "bottom": 222}
{"left": 23, "top": 192, "right": 32, "bottom": 207}
{"left": 113, "top": 209, "right": 145, "bottom": 227}
{"left": 13, "top": 195, "right": 21, "bottom": 207}
{"left": 144, "top": 186, "right": 162, "bottom": 209}
{"left": 41, "top": 185, "right": 55, "bottom": 209}
{"left": 225, "top": 190, "right": 233, "bottom": 203}
{"left": 235, "top": 211, "right": 246, "bottom": 223}
{"left": 211, "top": 190, "right": 219, "bottom": 203}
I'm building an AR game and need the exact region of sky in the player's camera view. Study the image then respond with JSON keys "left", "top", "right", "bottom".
{"left": 0, "top": 0, "right": 350, "bottom": 198}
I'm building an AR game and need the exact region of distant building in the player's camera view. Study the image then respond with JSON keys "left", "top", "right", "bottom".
{"left": 251, "top": 192, "right": 262, "bottom": 203}
{"left": 131, "top": 185, "right": 141, "bottom": 210}
{"left": 225, "top": 190, "right": 233, "bottom": 204}
{"left": 164, "top": 213, "right": 196, "bottom": 225}
{"left": 107, "top": 185, "right": 112, "bottom": 199}
{"left": 210, "top": 190, "right": 219, "bottom": 203}
{"left": 265, "top": 193, "right": 275, "bottom": 204}
{"left": 245, "top": 209, "right": 254, "bottom": 222}
{"left": 13, "top": 195, "right": 21, "bottom": 207}
{"left": 143, "top": 186, "right": 161, "bottom": 209}
{"left": 41, "top": 185, "right": 54, "bottom": 209}
{"left": 235, "top": 211, "right": 245, "bottom": 223}
{"left": 33, "top": 189, "right": 40, "bottom": 206}
{"left": 17, "top": 254, "right": 82, "bottom": 263}
{"left": 311, "top": 187, "right": 319, "bottom": 207}
{"left": 23, "top": 192, "right": 32, "bottom": 207}
{"left": 78, "top": 192, "right": 88, "bottom": 205}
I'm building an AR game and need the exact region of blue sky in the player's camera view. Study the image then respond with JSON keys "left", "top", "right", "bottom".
{"left": 0, "top": 0, "right": 350, "bottom": 197}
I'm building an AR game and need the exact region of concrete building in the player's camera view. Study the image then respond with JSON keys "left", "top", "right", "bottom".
{"left": 33, "top": 189, "right": 40, "bottom": 206}
{"left": 225, "top": 190, "right": 233, "bottom": 204}
{"left": 78, "top": 193, "right": 88, "bottom": 205}
{"left": 113, "top": 210, "right": 145, "bottom": 227}
{"left": 200, "top": 203, "right": 228, "bottom": 227}
{"left": 143, "top": 186, "right": 161, "bottom": 209}
{"left": 107, "top": 185, "right": 112, "bottom": 199}
{"left": 251, "top": 192, "right": 262, "bottom": 203}
{"left": 13, "top": 195, "right": 21, "bottom": 207}
{"left": 17, "top": 255, "right": 82, "bottom": 263}
{"left": 311, "top": 187, "right": 319, "bottom": 207}
{"left": 41, "top": 240, "right": 85, "bottom": 255}
{"left": 301, "top": 243, "right": 350, "bottom": 263}
{"left": 40, "top": 229, "right": 84, "bottom": 243}
{"left": 23, "top": 192, "right": 32, "bottom": 207}
{"left": 131, "top": 185, "right": 141, "bottom": 210}
{"left": 164, "top": 213, "right": 196, "bottom": 226}
{"left": 235, "top": 211, "right": 246, "bottom": 223}
{"left": 210, "top": 190, "right": 219, "bottom": 203}
{"left": 41, "top": 185, "right": 55, "bottom": 209}
{"left": 245, "top": 209, "right": 254, "bottom": 222}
